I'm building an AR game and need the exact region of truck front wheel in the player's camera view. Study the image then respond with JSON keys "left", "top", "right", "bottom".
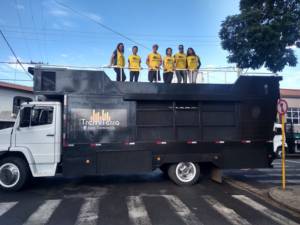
{"left": 0, "top": 157, "right": 30, "bottom": 191}
{"left": 168, "top": 162, "right": 200, "bottom": 186}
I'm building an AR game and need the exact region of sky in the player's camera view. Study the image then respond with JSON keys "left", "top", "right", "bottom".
{"left": 0, "top": 0, "right": 299, "bottom": 88}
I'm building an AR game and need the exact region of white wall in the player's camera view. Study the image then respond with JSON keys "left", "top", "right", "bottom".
{"left": 0, "top": 88, "right": 34, "bottom": 122}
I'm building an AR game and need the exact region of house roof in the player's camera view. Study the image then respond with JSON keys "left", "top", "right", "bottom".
{"left": 280, "top": 89, "right": 300, "bottom": 98}
{"left": 0, "top": 81, "right": 33, "bottom": 92}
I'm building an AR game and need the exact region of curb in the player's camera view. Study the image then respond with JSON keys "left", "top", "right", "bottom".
{"left": 268, "top": 188, "right": 300, "bottom": 214}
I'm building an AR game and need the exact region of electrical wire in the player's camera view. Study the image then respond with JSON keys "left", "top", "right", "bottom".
{"left": 54, "top": 0, "right": 151, "bottom": 50}
{"left": 0, "top": 29, "right": 33, "bottom": 79}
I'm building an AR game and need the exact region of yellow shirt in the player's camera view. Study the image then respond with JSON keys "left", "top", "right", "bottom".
{"left": 147, "top": 52, "right": 162, "bottom": 70}
{"left": 128, "top": 54, "right": 141, "bottom": 71}
{"left": 187, "top": 55, "right": 199, "bottom": 70}
{"left": 174, "top": 53, "right": 187, "bottom": 69}
{"left": 163, "top": 56, "right": 174, "bottom": 72}
{"left": 117, "top": 50, "right": 125, "bottom": 67}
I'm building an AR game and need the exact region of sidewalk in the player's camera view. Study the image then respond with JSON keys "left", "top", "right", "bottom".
{"left": 269, "top": 186, "right": 300, "bottom": 213}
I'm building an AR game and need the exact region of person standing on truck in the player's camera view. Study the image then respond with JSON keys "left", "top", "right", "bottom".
{"left": 163, "top": 48, "right": 175, "bottom": 84}
{"left": 146, "top": 44, "right": 162, "bottom": 82}
{"left": 187, "top": 47, "right": 201, "bottom": 83}
{"left": 128, "top": 46, "right": 141, "bottom": 82}
{"left": 110, "top": 43, "right": 126, "bottom": 82}
{"left": 174, "top": 45, "right": 187, "bottom": 83}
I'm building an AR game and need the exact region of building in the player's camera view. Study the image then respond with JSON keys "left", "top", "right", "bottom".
{"left": 280, "top": 88, "right": 300, "bottom": 152}
{"left": 0, "top": 82, "right": 33, "bottom": 129}
{"left": 280, "top": 89, "right": 300, "bottom": 133}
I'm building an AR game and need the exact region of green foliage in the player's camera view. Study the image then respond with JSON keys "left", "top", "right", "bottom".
{"left": 220, "top": 0, "right": 300, "bottom": 73}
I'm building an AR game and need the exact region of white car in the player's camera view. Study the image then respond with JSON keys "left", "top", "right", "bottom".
{"left": 273, "top": 123, "right": 288, "bottom": 158}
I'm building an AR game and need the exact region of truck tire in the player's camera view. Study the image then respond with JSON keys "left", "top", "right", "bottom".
{"left": 0, "top": 157, "right": 30, "bottom": 191}
{"left": 168, "top": 162, "right": 200, "bottom": 186}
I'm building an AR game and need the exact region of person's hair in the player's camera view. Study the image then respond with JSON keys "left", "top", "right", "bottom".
{"left": 132, "top": 46, "right": 138, "bottom": 51}
{"left": 179, "top": 45, "right": 184, "bottom": 49}
{"left": 166, "top": 47, "right": 172, "bottom": 55}
{"left": 116, "top": 43, "right": 124, "bottom": 53}
{"left": 187, "top": 47, "right": 196, "bottom": 56}
{"left": 153, "top": 44, "right": 159, "bottom": 49}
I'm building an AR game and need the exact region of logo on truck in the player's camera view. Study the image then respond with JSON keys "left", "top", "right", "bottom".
{"left": 78, "top": 109, "right": 127, "bottom": 129}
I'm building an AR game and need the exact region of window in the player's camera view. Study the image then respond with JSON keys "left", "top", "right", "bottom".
{"left": 41, "top": 71, "right": 56, "bottom": 91}
{"left": 31, "top": 107, "right": 53, "bottom": 126}
{"left": 20, "top": 107, "right": 31, "bottom": 127}
{"left": 19, "top": 107, "right": 53, "bottom": 127}
{"left": 286, "top": 108, "right": 300, "bottom": 124}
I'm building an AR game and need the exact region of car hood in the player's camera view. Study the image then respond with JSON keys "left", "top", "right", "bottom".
{"left": 0, "top": 127, "right": 12, "bottom": 151}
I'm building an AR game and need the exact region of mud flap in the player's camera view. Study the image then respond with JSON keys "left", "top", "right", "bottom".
{"left": 210, "top": 167, "right": 223, "bottom": 183}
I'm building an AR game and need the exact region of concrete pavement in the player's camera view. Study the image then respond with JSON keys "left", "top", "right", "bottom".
{"left": 269, "top": 186, "right": 300, "bottom": 214}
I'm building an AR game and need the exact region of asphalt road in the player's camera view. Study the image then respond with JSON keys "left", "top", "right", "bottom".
{"left": 225, "top": 158, "right": 300, "bottom": 189}
{"left": 0, "top": 169, "right": 300, "bottom": 225}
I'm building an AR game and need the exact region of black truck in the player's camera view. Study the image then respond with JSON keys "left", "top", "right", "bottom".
{"left": 0, "top": 67, "right": 281, "bottom": 190}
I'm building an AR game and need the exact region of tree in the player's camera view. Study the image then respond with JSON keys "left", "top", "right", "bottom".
{"left": 219, "top": 0, "right": 300, "bottom": 73}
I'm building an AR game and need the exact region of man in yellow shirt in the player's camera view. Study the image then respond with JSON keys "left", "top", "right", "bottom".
{"left": 163, "top": 48, "right": 174, "bottom": 84}
{"left": 110, "top": 43, "right": 126, "bottom": 81}
{"left": 146, "top": 44, "right": 162, "bottom": 82}
{"left": 128, "top": 46, "right": 141, "bottom": 82}
{"left": 174, "top": 45, "right": 187, "bottom": 83}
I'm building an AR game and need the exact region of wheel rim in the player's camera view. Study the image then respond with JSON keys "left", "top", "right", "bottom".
{"left": 0, "top": 163, "right": 20, "bottom": 188}
{"left": 175, "top": 162, "right": 196, "bottom": 183}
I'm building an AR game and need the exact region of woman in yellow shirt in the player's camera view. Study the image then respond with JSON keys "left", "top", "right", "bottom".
{"left": 163, "top": 48, "right": 174, "bottom": 84}
{"left": 110, "top": 43, "right": 126, "bottom": 82}
{"left": 128, "top": 46, "right": 141, "bottom": 82}
{"left": 187, "top": 48, "right": 201, "bottom": 83}
{"left": 146, "top": 44, "right": 162, "bottom": 82}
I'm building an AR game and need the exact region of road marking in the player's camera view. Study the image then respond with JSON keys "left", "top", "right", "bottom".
{"left": 23, "top": 199, "right": 61, "bottom": 225}
{"left": 257, "top": 179, "right": 300, "bottom": 184}
{"left": 232, "top": 195, "right": 300, "bottom": 225}
{"left": 127, "top": 196, "right": 152, "bottom": 225}
{"left": 75, "top": 197, "right": 99, "bottom": 225}
{"left": 273, "top": 165, "right": 294, "bottom": 168}
{"left": 258, "top": 168, "right": 300, "bottom": 172}
{"left": 0, "top": 202, "right": 18, "bottom": 217}
{"left": 163, "top": 195, "right": 203, "bottom": 225}
{"left": 244, "top": 174, "right": 300, "bottom": 178}
{"left": 286, "top": 160, "right": 300, "bottom": 164}
{"left": 203, "top": 195, "right": 251, "bottom": 225}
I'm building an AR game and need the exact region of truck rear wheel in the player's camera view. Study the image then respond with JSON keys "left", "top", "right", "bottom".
{"left": 0, "top": 157, "right": 30, "bottom": 191}
{"left": 168, "top": 162, "right": 200, "bottom": 186}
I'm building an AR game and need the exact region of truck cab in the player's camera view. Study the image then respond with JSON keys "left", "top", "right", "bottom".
{"left": 0, "top": 101, "right": 61, "bottom": 191}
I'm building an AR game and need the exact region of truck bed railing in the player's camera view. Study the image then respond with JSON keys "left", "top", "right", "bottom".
{"left": 27, "top": 64, "right": 278, "bottom": 84}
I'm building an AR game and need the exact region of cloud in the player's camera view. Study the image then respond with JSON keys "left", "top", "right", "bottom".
{"left": 15, "top": 4, "right": 25, "bottom": 10}
{"left": 62, "top": 21, "right": 75, "bottom": 28}
{"left": 85, "top": 12, "right": 102, "bottom": 23}
{"left": 60, "top": 54, "right": 69, "bottom": 58}
{"left": 49, "top": 9, "right": 69, "bottom": 17}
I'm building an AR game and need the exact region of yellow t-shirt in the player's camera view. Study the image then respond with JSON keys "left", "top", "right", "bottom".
{"left": 147, "top": 52, "right": 162, "bottom": 70}
{"left": 163, "top": 56, "right": 174, "bottom": 72}
{"left": 187, "top": 55, "right": 199, "bottom": 70}
{"left": 128, "top": 54, "right": 141, "bottom": 72}
{"left": 174, "top": 53, "right": 187, "bottom": 69}
{"left": 116, "top": 50, "right": 125, "bottom": 67}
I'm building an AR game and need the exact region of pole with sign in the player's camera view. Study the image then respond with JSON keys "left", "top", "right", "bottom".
{"left": 277, "top": 99, "right": 288, "bottom": 190}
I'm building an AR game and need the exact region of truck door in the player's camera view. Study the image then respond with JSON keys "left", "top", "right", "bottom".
{"left": 15, "top": 105, "right": 56, "bottom": 163}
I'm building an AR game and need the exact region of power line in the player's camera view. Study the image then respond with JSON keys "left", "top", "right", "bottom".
{"left": 54, "top": 0, "right": 151, "bottom": 50}
{"left": 0, "top": 29, "right": 33, "bottom": 79}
